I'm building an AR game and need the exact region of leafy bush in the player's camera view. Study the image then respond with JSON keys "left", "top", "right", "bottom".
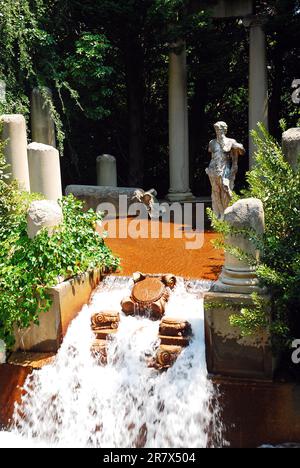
{"left": 0, "top": 149, "right": 119, "bottom": 349}
{"left": 210, "top": 124, "right": 300, "bottom": 352}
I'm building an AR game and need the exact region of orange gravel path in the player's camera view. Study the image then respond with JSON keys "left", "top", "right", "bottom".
{"left": 105, "top": 218, "right": 224, "bottom": 280}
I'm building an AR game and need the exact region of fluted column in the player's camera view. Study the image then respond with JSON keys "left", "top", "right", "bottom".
{"left": 244, "top": 16, "right": 269, "bottom": 167}
{"left": 167, "top": 41, "right": 194, "bottom": 201}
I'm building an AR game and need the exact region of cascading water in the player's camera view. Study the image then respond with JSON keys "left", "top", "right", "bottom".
{"left": 0, "top": 276, "right": 224, "bottom": 448}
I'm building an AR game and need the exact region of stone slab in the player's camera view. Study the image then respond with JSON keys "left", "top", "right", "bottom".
{"left": 8, "top": 352, "right": 56, "bottom": 369}
{"left": 65, "top": 185, "right": 141, "bottom": 216}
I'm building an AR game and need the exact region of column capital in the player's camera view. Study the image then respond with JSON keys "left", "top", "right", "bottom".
{"left": 168, "top": 40, "right": 186, "bottom": 56}
{"left": 242, "top": 14, "right": 267, "bottom": 29}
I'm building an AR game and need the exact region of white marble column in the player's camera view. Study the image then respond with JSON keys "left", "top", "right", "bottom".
{"left": 31, "top": 87, "right": 56, "bottom": 148}
{"left": 167, "top": 42, "right": 194, "bottom": 202}
{"left": 0, "top": 114, "right": 30, "bottom": 191}
{"left": 244, "top": 17, "right": 269, "bottom": 167}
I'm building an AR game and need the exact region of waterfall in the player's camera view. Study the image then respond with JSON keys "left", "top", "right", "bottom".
{"left": 0, "top": 276, "right": 223, "bottom": 448}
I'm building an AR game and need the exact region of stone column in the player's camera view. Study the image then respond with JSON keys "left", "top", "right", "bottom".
{"left": 31, "top": 87, "right": 56, "bottom": 147}
{"left": 28, "top": 143, "right": 62, "bottom": 201}
{"left": 27, "top": 200, "right": 63, "bottom": 239}
{"left": 167, "top": 41, "right": 194, "bottom": 201}
{"left": 244, "top": 17, "right": 269, "bottom": 167}
{"left": 0, "top": 114, "right": 30, "bottom": 191}
{"left": 282, "top": 128, "right": 300, "bottom": 171}
{"left": 96, "top": 154, "right": 117, "bottom": 187}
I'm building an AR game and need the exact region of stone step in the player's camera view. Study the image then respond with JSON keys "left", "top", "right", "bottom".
{"left": 8, "top": 352, "right": 56, "bottom": 369}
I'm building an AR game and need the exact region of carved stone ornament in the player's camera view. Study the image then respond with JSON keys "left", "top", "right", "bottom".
{"left": 150, "top": 317, "right": 193, "bottom": 371}
{"left": 121, "top": 273, "right": 177, "bottom": 319}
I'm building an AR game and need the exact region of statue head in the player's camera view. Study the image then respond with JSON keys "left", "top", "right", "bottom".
{"left": 214, "top": 121, "right": 228, "bottom": 137}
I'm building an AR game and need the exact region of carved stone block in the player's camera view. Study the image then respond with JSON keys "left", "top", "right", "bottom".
{"left": 121, "top": 273, "right": 176, "bottom": 319}
{"left": 152, "top": 317, "right": 192, "bottom": 370}
{"left": 90, "top": 311, "right": 120, "bottom": 365}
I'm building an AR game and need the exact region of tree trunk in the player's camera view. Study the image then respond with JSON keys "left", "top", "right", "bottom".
{"left": 124, "top": 39, "right": 145, "bottom": 187}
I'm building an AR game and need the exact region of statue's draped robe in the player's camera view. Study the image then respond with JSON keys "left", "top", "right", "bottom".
{"left": 206, "top": 138, "right": 245, "bottom": 218}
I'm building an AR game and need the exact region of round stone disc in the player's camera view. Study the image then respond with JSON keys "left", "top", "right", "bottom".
{"left": 132, "top": 277, "right": 165, "bottom": 304}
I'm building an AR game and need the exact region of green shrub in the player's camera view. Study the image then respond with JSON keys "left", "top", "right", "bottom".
{"left": 0, "top": 149, "right": 119, "bottom": 349}
{"left": 209, "top": 124, "right": 300, "bottom": 352}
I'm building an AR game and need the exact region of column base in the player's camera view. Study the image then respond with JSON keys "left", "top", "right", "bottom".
{"left": 166, "top": 191, "right": 195, "bottom": 202}
{"left": 212, "top": 267, "right": 265, "bottom": 295}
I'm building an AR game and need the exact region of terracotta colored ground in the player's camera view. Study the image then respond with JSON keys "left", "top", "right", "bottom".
{"left": 0, "top": 220, "right": 223, "bottom": 431}
{"left": 104, "top": 218, "right": 224, "bottom": 280}
{"left": 0, "top": 365, "right": 32, "bottom": 429}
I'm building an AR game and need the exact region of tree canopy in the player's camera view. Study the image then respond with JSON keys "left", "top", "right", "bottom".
{"left": 0, "top": 0, "right": 299, "bottom": 194}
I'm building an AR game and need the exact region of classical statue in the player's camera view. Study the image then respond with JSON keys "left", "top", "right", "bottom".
{"left": 206, "top": 121, "right": 245, "bottom": 219}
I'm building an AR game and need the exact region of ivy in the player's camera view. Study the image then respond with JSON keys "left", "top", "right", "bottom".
{"left": 0, "top": 146, "right": 119, "bottom": 349}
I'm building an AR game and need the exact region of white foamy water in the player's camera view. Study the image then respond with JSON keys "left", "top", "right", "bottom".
{"left": 0, "top": 276, "right": 223, "bottom": 448}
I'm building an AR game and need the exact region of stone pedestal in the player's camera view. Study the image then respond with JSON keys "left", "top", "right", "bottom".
{"left": 244, "top": 17, "right": 269, "bottom": 167}
{"left": 213, "top": 198, "right": 265, "bottom": 294}
{"left": 0, "top": 114, "right": 30, "bottom": 191}
{"left": 121, "top": 273, "right": 176, "bottom": 320}
{"left": 206, "top": 197, "right": 274, "bottom": 380}
{"left": 28, "top": 143, "right": 62, "bottom": 201}
{"left": 167, "top": 42, "right": 194, "bottom": 202}
{"left": 31, "top": 87, "right": 56, "bottom": 147}
{"left": 282, "top": 128, "right": 300, "bottom": 170}
{"left": 96, "top": 154, "right": 117, "bottom": 187}
{"left": 204, "top": 291, "right": 274, "bottom": 380}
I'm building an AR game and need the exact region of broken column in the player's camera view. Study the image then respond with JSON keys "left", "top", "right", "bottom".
{"left": 0, "top": 114, "right": 30, "bottom": 191}
{"left": 31, "top": 87, "right": 56, "bottom": 147}
{"left": 282, "top": 128, "right": 300, "bottom": 171}
{"left": 204, "top": 198, "right": 274, "bottom": 380}
{"left": 214, "top": 198, "right": 265, "bottom": 294}
{"left": 27, "top": 200, "right": 63, "bottom": 239}
{"left": 96, "top": 154, "right": 117, "bottom": 187}
{"left": 28, "top": 143, "right": 62, "bottom": 201}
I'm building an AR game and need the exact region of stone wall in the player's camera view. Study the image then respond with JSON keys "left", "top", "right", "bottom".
{"left": 14, "top": 269, "right": 102, "bottom": 353}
